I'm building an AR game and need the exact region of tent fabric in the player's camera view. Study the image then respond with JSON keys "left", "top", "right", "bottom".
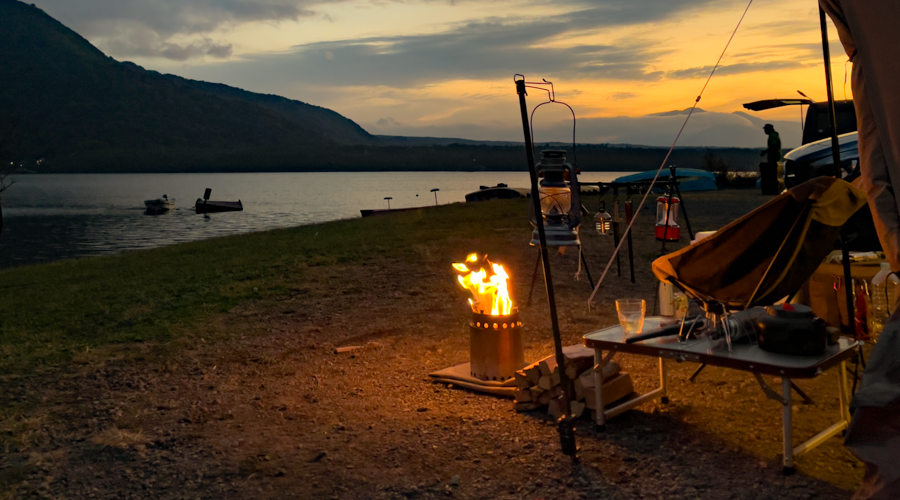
{"left": 820, "top": 0, "right": 900, "bottom": 271}
{"left": 652, "top": 177, "right": 866, "bottom": 309}
{"left": 819, "top": 3, "right": 900, "bottom": 498}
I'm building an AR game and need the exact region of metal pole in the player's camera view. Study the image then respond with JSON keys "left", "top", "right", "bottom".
{"left": 515, "top": 76, "right": 577, "bottom": 458}
{"left": 670, "top": 166, "right": 694, "bottom": 240}
{"left": 819, "top": 7, "right": 855, "bottom": 333}
{"left": 625, "top": 200, "right": 636, "bottom": 284}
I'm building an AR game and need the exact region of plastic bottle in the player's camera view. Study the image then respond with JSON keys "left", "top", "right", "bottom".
{"left": 869, "top": 262, "right": 894, "bottom": 337}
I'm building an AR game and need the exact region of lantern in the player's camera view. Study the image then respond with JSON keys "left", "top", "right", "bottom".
{"left": 529, "top": 150, "right": 582, "bottom": 246}
{"left": 655, "top": 195, "right": 681, "bottom": 241}
{"left": 594, "top": 200, "right": 612, "bottom": 236}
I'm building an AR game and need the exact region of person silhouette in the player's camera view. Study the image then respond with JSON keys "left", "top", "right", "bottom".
{"left": 759, "top": 123, "right": 782, "bottom": 194}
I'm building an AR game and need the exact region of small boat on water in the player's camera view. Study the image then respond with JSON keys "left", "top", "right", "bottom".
{"left": 612, "top": 169, "right": 718, "bottom": 191}
{"left": 144, "top": 194, "right": 175, "bottom": 212}
{"left": 195, "top": 188, "right": 243, "bottom": 213}
{"left": 195, "top": 199, "right": 243, "bottom": 214}
{"left": 465, "top": 183, "right": 530, "bottom": 202}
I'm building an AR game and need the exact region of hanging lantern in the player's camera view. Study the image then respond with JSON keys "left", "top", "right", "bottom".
{"left": 529, "top": 150, "right": 582, "bottom": 246}
{"left": 594, "top": 200, "right": 612, "bottom": 236}
{"left": 655, "top": 195, "right": 681, "bottom": 241}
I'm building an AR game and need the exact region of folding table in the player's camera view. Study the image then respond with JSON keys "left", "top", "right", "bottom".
{"left": 584, "top": 317, "right": 858, "bottom": 472}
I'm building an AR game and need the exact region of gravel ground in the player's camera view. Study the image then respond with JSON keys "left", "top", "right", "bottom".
{"left": 0, "top": 189, "right": 865, "bottom": 499}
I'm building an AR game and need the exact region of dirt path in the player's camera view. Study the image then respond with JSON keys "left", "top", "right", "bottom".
{"left": 1, "top": 190, "right": 864, "bottom": 499}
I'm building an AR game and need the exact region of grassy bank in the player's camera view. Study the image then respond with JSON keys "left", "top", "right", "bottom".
{"left": 0, "top": 200, "right": 530, "bottom": 372}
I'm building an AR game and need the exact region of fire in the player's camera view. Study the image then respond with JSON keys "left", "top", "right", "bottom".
{"left": 452, "top": 253, "right": 513, "bottom": 316}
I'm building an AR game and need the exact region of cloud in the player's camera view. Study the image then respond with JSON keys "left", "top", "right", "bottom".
{"left": 363, "top": 109, "right": 803, "bottom": 149}
{"left": 376, "top": 117, "right": 405, "bottom": 126}
{"left": 33, "top": 0, "right": 317, "bottom": 60}
{"left": 666, "top": 60, "right": 810, "bottom": 80}
{"left": 33, "top": 0, "right": 731, "bottom": 63}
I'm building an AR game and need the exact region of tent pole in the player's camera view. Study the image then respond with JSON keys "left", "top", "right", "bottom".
{"left": 819, "top": 7, "right": 856, "bottom": 333}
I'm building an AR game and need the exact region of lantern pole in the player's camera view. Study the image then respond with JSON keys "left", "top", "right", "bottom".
{"left": 515, "top": 75, "right": 577, "bottom": 458}
{"left": 819, "top": 7, "right": 855, "bottom": 332}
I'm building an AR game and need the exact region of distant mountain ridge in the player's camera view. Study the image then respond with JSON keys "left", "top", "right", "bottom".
{"left": 0, "top": 0, "right": 376, "bottom": 171}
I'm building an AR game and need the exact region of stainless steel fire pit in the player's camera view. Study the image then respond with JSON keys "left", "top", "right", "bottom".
{"left": 469, "top": 310, "right": 524, "bottom": 382}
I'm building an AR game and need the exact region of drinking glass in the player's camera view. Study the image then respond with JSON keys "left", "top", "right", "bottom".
{"left": 616, "top": 299, "right": 646, "bottom": 336}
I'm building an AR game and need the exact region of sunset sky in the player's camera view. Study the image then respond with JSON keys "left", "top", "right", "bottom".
{"left": 32, "top": 0, "right": 851, "bottom": 148}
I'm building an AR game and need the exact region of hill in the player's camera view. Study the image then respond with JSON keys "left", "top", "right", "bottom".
{"left": 0, "top": 0, "right": 375, "bottom": 172}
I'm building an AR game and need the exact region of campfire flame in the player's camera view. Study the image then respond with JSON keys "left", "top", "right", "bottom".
{"left": 452, "top": 253, "right": 513, "bottom": 316}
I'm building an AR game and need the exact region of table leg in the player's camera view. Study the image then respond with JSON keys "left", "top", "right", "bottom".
{"left": 782, "top": 377, "right": 794, "bottom": 472}
{"left": 659, "top": 357, "right": 669, "bottom": 404}
{"left": 839, "top": 361, "right": 850, "bottom": 423}
{"left": 594, "top": 348, "right": 606, "bottom": 430}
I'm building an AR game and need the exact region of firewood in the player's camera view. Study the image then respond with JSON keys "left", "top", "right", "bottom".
{"left": 591, "top": 360, "right": 622, "bottom": 381}
{"left": 575, "top": 362, "right": 620, "bottom": 400}
{"left": 514, "top": 371, "right": 532, "bottom": 390}
{"left": 538, "top": 356, "right": 558, "bottom": 377}
{"left": 524, "top": 363, "right": 543, "bottom": 385}
{"left": 562, "top": 345, "right": 596, "bottom": 380}
{"left": 583, "top": 373, "right": 635, "bottom": 411}
{"left": 547, "top": 394, "right": 565, "bottom": 419}
{"left": 530, "top": 386, "right": 544, "bottom": 402}
{"left": 570, "top": 400, "right": 586, "bottom": 419}
{"left": 538, "top": 375, "right": 553, "bottom": 391}
{"left": 537, "top": 386, "right": 562, "bottom": 405}
{"left": 514, "top": 388, "right": 532, "bottom": 403}
{"left": 515, "top": 402, "right": 541, "bottom": 412}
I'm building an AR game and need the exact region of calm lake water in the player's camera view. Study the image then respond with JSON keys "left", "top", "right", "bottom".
{"left": 0, "top": 172, "right": 633, "bottom": 269}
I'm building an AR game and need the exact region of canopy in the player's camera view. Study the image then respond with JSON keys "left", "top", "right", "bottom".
{"left": 652, "top": 176, "right": 866, "bottom": 309}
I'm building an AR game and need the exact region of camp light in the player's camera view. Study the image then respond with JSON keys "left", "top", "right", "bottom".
{"left": 529, "top": 150, "right": 582, "bottom": 246}
{"left": 655, "top": 194, "right": 681, "bottom": 241}
{"left": 594, "top": 200, "right": 612, "bottom": 236}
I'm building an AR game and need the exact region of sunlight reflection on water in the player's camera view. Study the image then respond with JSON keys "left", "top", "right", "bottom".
{"left": 0, "top": 171, "right": 631, "bottom": 269}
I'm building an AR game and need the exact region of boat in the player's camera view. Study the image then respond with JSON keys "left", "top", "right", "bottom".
{"left": 612, "top": 169, "right": 718, "bottom": 191}
{"left": 144, "top": 194, "right": 175, "bottom": 212}
{"left": 465, "top": 183, "right": 530, "bottom": 202}
{"left": 195, "top": 188, "right": 243, "bottom": 213}
{"left": 195, "top": 199, "right": 243, "bottom": 214}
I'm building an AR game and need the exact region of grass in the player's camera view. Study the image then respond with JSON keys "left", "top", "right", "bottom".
{"left": 0, "top": 200, "right": 530, "bottom": 372}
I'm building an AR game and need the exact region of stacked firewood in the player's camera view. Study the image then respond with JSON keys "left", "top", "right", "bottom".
{"left": 513, "top": 345, "right": 634, "bottom": 419}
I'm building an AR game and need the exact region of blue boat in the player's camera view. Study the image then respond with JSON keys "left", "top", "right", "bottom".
{"left": 612, "top": 169, "right": 718, "bottom": 191}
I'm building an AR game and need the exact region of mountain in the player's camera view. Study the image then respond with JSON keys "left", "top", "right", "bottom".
{"left": 0, "top": 0, "right": 374, "bottom": 172}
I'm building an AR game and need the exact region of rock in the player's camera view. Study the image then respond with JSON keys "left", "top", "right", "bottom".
{"left": 450, "top": 475, "right": 460, "bottom": 487}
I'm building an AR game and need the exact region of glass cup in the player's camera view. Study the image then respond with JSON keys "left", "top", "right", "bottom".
{"left": 616, "top": 299, "right": 646, "bottom": 336}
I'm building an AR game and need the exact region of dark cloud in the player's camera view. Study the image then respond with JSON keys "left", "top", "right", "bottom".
{"left": 666, "top": 60, "right": 810, "bottom": 80}
{"left": 607, "top": 92, "right": 638, "bottom": 100}
{"left": 32, "top": 0, "right": 733, "bottom": 62}
{"left": 33, "top": 0, "right": 317, "bottom": 60}
{"left": 365, "top": 110, "right": 803, "bottom": 148}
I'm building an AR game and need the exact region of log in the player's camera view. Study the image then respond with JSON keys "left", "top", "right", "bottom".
{"left": 514, "top": 388, "right": 532, "bottom": 403}
{"left": 538, "top": 356, "right": 558, "bottom": 377}
{"left": 524, "top": 363, "right": 543, "bottom": 385}
{"left": 561, "top": 345, "right": 597, "bottom": 380}
{"left": 548, "top": 396, "right": 588, "bottom": 420}
{"left": 583, "top": 373, "right": 635, "bottom": 411}
{"left": 575, "top": 362, "right": 620, "bottom": 400}
{"left": 514, "top": 371, "right": 532, "bottom": 390}
{"left": 515, "top": 402, "right": 541, "bottom": 412}
{"left": 537, "top": 386, "right": 562, "bottom": 405}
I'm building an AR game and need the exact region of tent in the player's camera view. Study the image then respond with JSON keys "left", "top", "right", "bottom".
{"left": 819, "top": 2, "right": 900, "bottom": 498}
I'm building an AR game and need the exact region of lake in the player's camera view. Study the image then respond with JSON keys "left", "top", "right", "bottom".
{"left": 0, "top": 172, "right": 633, "bottom": 269}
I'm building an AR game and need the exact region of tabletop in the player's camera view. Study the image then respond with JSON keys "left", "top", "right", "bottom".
{"left": 583, "top": 317, "right": 859, "bottom": 378}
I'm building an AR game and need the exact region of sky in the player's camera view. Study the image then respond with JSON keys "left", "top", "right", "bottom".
{"left": 32, "top": 0, "right": 853, "bottom": 148}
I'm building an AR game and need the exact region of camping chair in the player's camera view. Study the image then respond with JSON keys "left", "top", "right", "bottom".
{"left": 651, "top": 176, "right": 868, "bottom": 380}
